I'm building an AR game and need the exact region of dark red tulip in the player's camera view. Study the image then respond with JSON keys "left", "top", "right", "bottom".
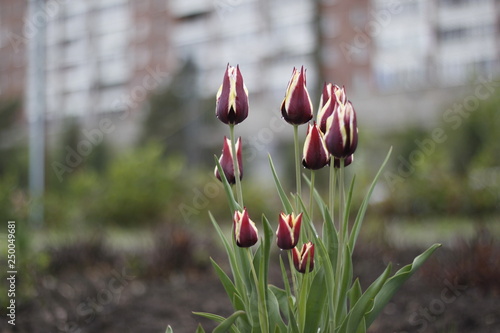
{"left": 281, "top": 66, "right": 313, "bottom": 125}
{"left": 214, "top": 136, "right": 243, "bottom": 184}
{"left": 216, "top": 64, "right": 249, "bottom": 125}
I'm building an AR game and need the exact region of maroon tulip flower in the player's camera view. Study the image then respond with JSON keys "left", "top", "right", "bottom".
{"left": 302, "top": 122, "right": 330, "bottom": 170}
{"left": 292, "top": 242, "right": 315, "bottom": 273}
{"left": 233, "top": 208, "right": 258, "bottom": 247}
{"left": 214, "top": 136, "right": 243, "bottom": 184}
{"left": 276, "top": 212, "right": 303, "bottom": 250}
{"left": 317, "top": 84, "right": 346, "bottom": 133}
{"left": 324, "top": 100, "right": 358, "bottom": 159}
{"left": 216, "top": 64, "right": 249, "bottom": 125}
{"left": 281, "top": 66, "right": 313, "bottom": 125}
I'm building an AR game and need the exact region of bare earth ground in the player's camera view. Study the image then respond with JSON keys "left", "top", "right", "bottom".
{"left": 2, "top": 227, "right": 499, "bottom": 333}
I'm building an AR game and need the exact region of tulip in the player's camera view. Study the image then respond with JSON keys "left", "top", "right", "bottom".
{"left": 324, "top": 100, "right": 358, "bottom": 159}
{"left": 216, "top": 64, "right": 249, "bottom": 125}
{"left": 317, "top": 84, "right": 346, "bottom": 133}
{"left": 302, "top": 122, "right": 330, "bottom": 170}
{"left": 233, "top": 208, "right": 258, "bottom": 247}
{"left": 333, "top": 154, "right": 353, "bottom": 168}
{"left": 292, "top": 242, "right": 315, "bottom": 273}
{"left": 214, "top": 136, "right": 243, "bottom": 184}
{"left": 281, "top": 66, "right": 313, "bottom": 125}
{"left": 276, "top": 212, "right": 303, "bottom": 250}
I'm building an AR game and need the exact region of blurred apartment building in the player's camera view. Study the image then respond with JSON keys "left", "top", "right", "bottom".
{"left": 0, "top": 0, "right": 499, "bottom": 137}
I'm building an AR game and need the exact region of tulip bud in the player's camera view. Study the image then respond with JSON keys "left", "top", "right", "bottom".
{"left": 276, "top": 212, "right": 303, "bottom": 250}
{"left": 215, "top": 136, "right": 243, "bottom": 184}
{"left": 281, "top": 66, "right": 313, "bottom": 125}
{"left": 233, "top": 208, "right": 258, "bottom": 247}
{"left": 317, "top": 84, "right": 345, "bottom": 133}
{"left": 216, "top": 64, "right": 249, "bottom": 125}
{"left": 292, "top": 242, "right": 315, "bottom": 273}
{"left": 324, "top": 100, "right": 358, "bottom": 159}
{"left": 302, "top": 122, "right": 330, "bottom": 170}
{"left": 333, "top": 154, "right": 353, "bottom": 168}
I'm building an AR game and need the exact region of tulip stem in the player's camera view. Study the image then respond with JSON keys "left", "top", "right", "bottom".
{"left": 293, "top": 125, "right": 302, "bottom": 211}
{"left": 339, "top": 158, "right": 345, "bottom": 242}
{"left": 309, "top": 170, "right": 315, "bottom": 230}
{"left": 288, "top": 251, "right": 299, "bottom": 301}
{"left": 329, "top": 157, "right": 336, "bottom": 222}
{"left": 229, "top": 124, "right": 244, "bottom": 208}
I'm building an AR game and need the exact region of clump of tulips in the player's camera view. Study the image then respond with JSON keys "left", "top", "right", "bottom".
{"left": 167, "top": 64, "right": 440, "bottom": 333}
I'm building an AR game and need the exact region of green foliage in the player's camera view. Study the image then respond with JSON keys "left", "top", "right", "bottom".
{"left": 382, "top": 87, "right": 500, "bottom": 217}
{"left": 91, "top": 144, "right": 183, "bottom": 226}
{"left": 45, "top": 143, "right": 186, "bottom": 228}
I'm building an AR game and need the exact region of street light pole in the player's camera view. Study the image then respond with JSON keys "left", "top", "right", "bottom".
{"left": 27, "top": 0, "right": 46, "bottom": 227}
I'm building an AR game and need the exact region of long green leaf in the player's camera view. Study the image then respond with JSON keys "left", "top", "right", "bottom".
{"left": 364, "top": 243, "right": 441, "bottom": 327}
{"left": 210, "top": 258, "right": 239, "bottom": 309}
{"left": 305, "top": 269, "right": 327, "bottom": 330}
{"left": 269, "top": 285, "right": 288, "bottom": 321}
{"left": 349, "top": 147, "right": 392, "bottom": 250}
{"left": 267, "top": 286, "right": 288, "bottom": 333}
{"left": 297, "top": 195, "right": 319, "bottom": 238}
{"left": 213, "top": 310, "right": 246, "bottom": 333}
{"left": 322, "top": 206, "right": 338, "bottom": 271}
{"left": 165, "top": 325, "right": 173, "bottom": 333}
{"left": 315, "top": 238, "right": 336, "bottom": 331}
{"left": 338, "top": 263, "right": 392, "bottom": 333}
{"left": 268, "top": 154, "right": 294, "bottom": 214}
{"left": 214, "top": 155, "right": 241, "bottom": 214}
{"left": 347, "top": 278, "right": 362, "bottom": 311}
{"left": 335, "top": 244, "right": 353, "bottom": 322}
{"left": 209, "top": 212, "right": 251, "bottom": 319}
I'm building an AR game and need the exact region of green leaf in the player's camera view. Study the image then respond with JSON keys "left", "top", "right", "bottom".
{"left": 195, "top": 324, "right": 206, "bottom": 333}
{"left": 338, "top": 263, "right": 392, "bottom": 333}
{"left": 209, "top": 212, "right": 251, "bottom": 315}
{"left": 305, "top": 269, "right": 327, "bottom": 330}
{"left": 214, "top": 155, "right": 241, "bottom": 214}
{"left": 165, "top": 325, "right": 174, "bottom": 333}
{"left": 269, "top": 285, "right": 288, "bottom": 321}
{"left": 213, "top": 311, "right": 246, "bottom": 333}
{"left": 193, "top": 312, "right": 226, "bottom": 323}
{"left": 269, "top": 154, "right": 293, "bottom": 214}
{"left": 303, "top": 174, "right": 328, "bottom": 221}
{"left": 297, "top": 195, "right": 319, "bottom": 238}
{"left": 364, "top": 243, "right": 442, "bottom": 327}
{"left": 335, "top": 244, "right": 353, "bottom": 321}
{"left": 322, "top": 207, "right": 338, "bottom": 271}
{"left": 315, "top": 238, "right": 336, "bottom": 330}
{"left": 267, "top": 286, "right": 288, "bottom": 333}
{"left": 347, "top": 278, "right": 362, "bottom": 311}
{"left": 210, "top": 258, "right": 239, "bottom": 309}
{"left": 356, "top": 318, "right": 366, "bottom": 333}
{"left": 349, "top": 147, "right": 392, "bottom": 250}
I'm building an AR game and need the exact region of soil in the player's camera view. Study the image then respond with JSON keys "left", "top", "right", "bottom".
{"left": 2, "top": 229, "right": 499, "bottom": 333}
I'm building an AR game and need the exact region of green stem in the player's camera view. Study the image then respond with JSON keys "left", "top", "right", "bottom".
{"left": 246, "top": 248, "right": 269, "bottom": 333}
{"left": 338, "top": 158, "right": 345, "bottom": 243}
{"left": 229, "top": 124, "right": 244, "bottom": 208}
{"left": 287, "top": 251, "right": 298, "bottom": 303}
{"left": 329, "top": 158, "right": 336, "bottom": 221}
{"left": 309, "top": 170, "right": 315, "bottom": 239}
{"left": 293, "top": 125, "right": 302, "bottom": 212}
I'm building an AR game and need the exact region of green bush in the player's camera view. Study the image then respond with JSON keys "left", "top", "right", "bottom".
{"left": 380, "top": 84, "right": 500, "bottom": 217}
{"left": 89, "top": 143, "right": 184, "bottom": 227}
